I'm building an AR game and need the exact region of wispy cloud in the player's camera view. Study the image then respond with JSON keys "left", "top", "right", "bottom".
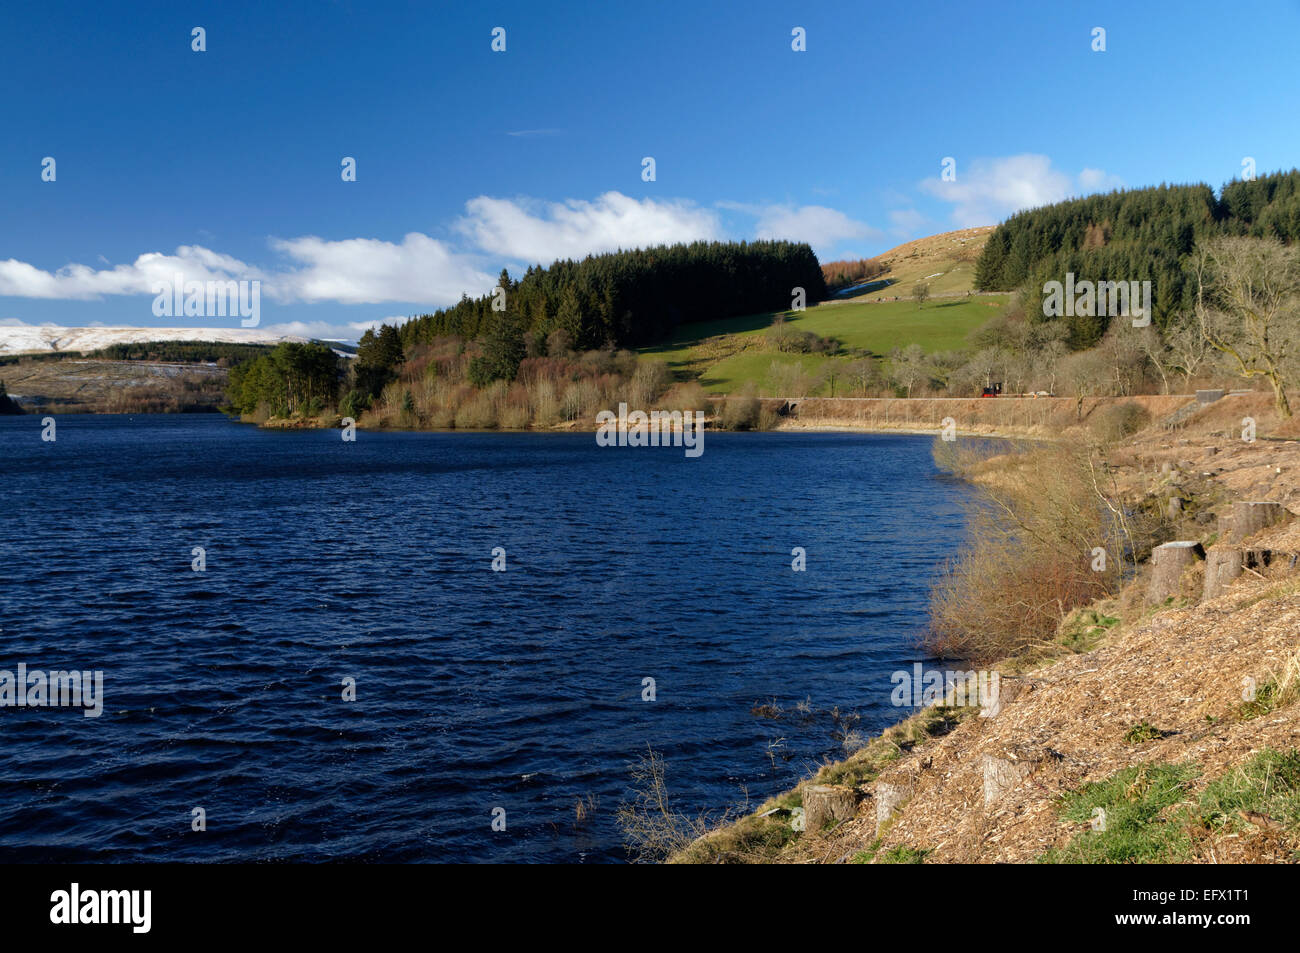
{"left": 718, "top": 201, "right": 879, "bottom": 253}
{"left": 753, "top": 204, "right": 880, "bottom": 247}
{"left": 1078, "top": 167, "right": 1125, "bottom": 192}
{"left": 920, "top": 154, "right": 1122, "bottom": 227}
{"left": 888, "top": 208, "right": 929, "bottom": 238}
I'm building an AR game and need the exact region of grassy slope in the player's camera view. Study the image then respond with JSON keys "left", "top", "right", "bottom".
{"left": 640, "top": 227, "right": 1005, "bottom": 395}
{"left": 845, "top": 225, "right": 993, "bottom": 298}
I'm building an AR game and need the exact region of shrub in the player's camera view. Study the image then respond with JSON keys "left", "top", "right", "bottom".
{"left": 767, "top": 359, "right": 820, "bottom": 397}
{"left": 499, "top": 385, "right": 532, "bottom": 429}
{"left": 453, "top": 383, "right": 503, "bottom": 429}
{"left": 665, "top": 381, "right": 710, "bottom": 413}
{"left": 629, "top": 359, "right": 672, "bottom": 406}
{"left": 530, "top": 377, "right": 560, "bottom": 426}
{"left": 821, "top": 256, "right": 888, "bottom": 290}
{"left": 765, "top": 321, "right": 832, "bottom": 355}
{"left": 720, "top": 386, "right": 762, "bottom": 430}
{"left": 617, "top": 747, "right": 711, "bottom": 863}
{"left": 926, "top": 441, "right": 1135, "bottom": 662}
{"left": 1090, "top": 401, "right": 1150, "bottom": 443}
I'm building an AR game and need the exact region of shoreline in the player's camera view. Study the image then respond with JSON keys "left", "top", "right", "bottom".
{"left": 243, "top": 393, "right": 1221, "bottom": 443}
{"left": 668, "top": 391, "right": 1300, "bottom": 864}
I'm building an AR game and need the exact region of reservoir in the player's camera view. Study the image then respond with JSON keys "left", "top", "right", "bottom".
{"left": 0, "top": 414, "right": 968, "bottom": 862}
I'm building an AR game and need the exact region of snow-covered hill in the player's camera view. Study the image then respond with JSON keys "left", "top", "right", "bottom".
{"left": 0, "top": 326, "right": 306, "bottom": 355}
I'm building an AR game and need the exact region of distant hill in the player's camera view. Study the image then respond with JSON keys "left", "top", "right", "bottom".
{"left": 0, "top": 358, "right": 229, "bottom": 413}
{"left": 864, "top": 226, "right": 994, "bottom": 298}
{"left": 0, "top": 326, "right": 319, "bottom": 412}
{"left": 0, "top": 325, "right": 306, "bottom": 356}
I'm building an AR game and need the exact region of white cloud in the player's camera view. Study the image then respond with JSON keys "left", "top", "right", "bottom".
{"left": 257, "top": 320, "right": 382, "bottom": 339}
{"left": 716, "top": 201, "right": 879, "bottom": 253}
{"left": 0, "top": 246, "right": 267, "bottom": 300}
{"left": 258, "top": 317, "right": 409, "bottom": 342}
{"left": 888, "top": 208, "right": 929, "bottom": 237}
{"left": 456, "top": 191, "right": 722, "bottom": 262}
{"left": 1079, "top": 167, "right": 1125, "bottom": 192}
{"left": 920, "top": 155, "right": 1120, "bottom": 227}
{"left": 750, "top": 204, "right": 879, "bottom": 248}
{"left": 269, "top": 233, "right": 493, "bottom": 305}
{"left": 0, "top": 236, "right": 492, "bottom": 309}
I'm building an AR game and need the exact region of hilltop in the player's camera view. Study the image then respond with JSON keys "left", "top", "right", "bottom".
{"left": 850, "top": 225, "right": 993, "bottom": 299}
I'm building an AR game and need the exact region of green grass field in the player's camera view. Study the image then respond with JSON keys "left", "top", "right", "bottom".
{"left": 641, "top": 295, "right": 1009, "bottom": 395}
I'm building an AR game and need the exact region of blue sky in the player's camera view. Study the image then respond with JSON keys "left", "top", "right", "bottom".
{"left": 4, "top": 0, "right": 1300, "bottom": 341}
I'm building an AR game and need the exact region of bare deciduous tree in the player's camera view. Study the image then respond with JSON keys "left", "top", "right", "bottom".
{"left": 890, "top": 343, "right": 928, "bottom": 397}
{"left": 1163, "top": 315, "right": 1211, "bottom": 390}
{"left": 844, "top": 357, "right": 878, "bottom": 395}
{"left": 1195, "top": 236, "right": 1300, "bottom": 417}
{"left": 1059, "top": 348, "right": 1111, "bottom": 418}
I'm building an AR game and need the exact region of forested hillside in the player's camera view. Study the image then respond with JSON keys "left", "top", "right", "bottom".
{"left": 395, "top": 240, "right": 826, "bottom": 352}
{"left": 975, "top": 169, "right": 1300, "bottom": 346}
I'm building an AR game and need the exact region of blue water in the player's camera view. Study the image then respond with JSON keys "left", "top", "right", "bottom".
{"left": 0, "top": 414, "right": 968, "bottom": 862}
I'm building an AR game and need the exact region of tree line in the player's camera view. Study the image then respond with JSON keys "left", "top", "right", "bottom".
{"left": 975, "top": 169, "right": 1300, "bottom": 347}
{"left": 86, "top": 341, "right": 278, "bottom": 365}
{"left": 393, "top": 240, "right": 827, "bottom": 354}
{"left": 226, "top": 342, "right": 341, "bottom": 418}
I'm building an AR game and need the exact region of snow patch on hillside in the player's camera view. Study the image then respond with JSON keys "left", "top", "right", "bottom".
{"left": 0, "top": 326, "right": 306, "bottom": 355}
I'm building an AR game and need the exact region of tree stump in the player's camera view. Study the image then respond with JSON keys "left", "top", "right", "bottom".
{"left": 874, "top": 782, "right": 910, "bottom": 836}
{"left": 1202, "top": 545, "right": 1243, "bottom": 601}
{"left": 1219, "top": 501, "right": 1288, "bottom": 544}
{"left": 983, "top": 755, "right": 1033, "bottom": 807}
{"left": 982, "top": 676, "right": 1033, "bottom": 720}
{"left": 802, "top": 784, "right": 858, "bottom": 832}
{"left": 1146, "top": 541, "right": 1204, "bottom": 605}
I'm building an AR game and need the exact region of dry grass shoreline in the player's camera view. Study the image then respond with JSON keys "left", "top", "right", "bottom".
{"left": 661, "top": 391, "right": 1300, "bottom": 864}
{"left": 245, "top": 392, "right": 1220, "bottom": 442}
